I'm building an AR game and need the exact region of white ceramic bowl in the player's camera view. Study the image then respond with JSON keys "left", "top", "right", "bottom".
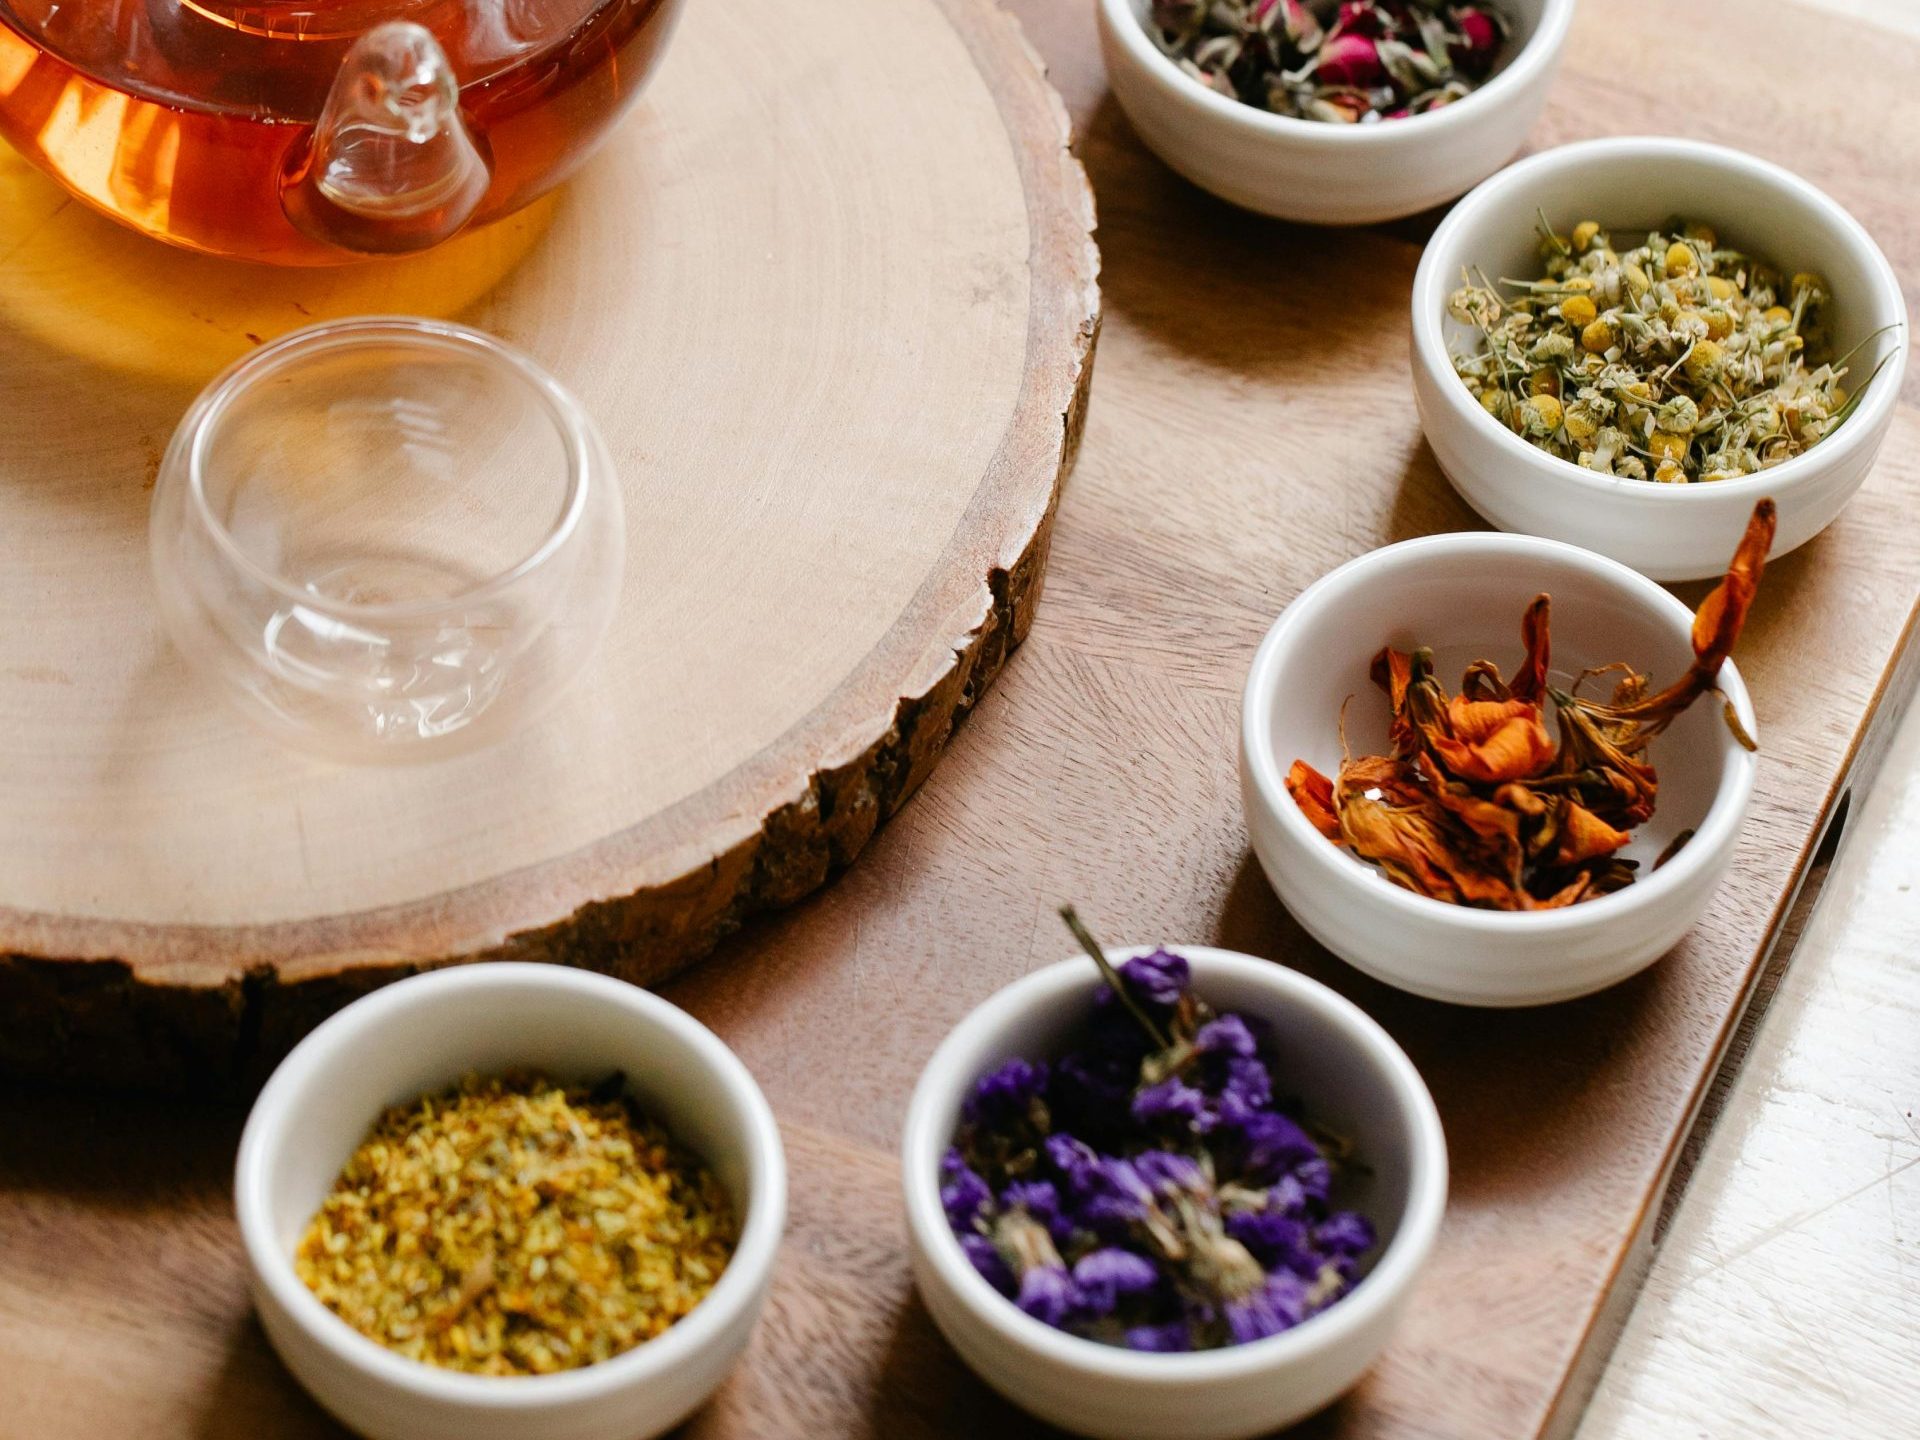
{"left": 1095, "top": 0, "right": 1573, "bottom": 224}
{"left": 1413, "top": 136, "right": 1910, "bottom": 582}
{"left": 902, "top": 947, "right": 1447, "bottom": 1440}
{"left": 1240, "top": 532, "right": 1759, "bottom": 1006}
{"left": 235, "top": 964, "right": 787, "bottom": 1440}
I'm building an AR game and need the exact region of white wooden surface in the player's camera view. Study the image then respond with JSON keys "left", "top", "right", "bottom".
{"left": 1580, "top": 9, "right": 1920, "bottom": 1420}
{"left": 1580, "top": 696, "right": 1920, "bottom": 1436}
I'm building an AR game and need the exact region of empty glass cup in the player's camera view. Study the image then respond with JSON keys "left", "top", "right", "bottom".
{"left": 150, "top": 319, "right": 624, "bottom": 762}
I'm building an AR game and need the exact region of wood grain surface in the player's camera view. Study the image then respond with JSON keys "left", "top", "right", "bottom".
{"left": 0, "top": 0, "right": 1098, "bottom": 1087}
{"left": 4, "top": 2, "right": 1919, "bottom": 1440}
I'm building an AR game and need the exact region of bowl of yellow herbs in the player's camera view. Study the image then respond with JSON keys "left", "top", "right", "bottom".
{"left": 1412, "top": 136, "right": 1908, "bottom": 581}
{"left": 235, "top": 963, "right": 786, "bottom": 1440}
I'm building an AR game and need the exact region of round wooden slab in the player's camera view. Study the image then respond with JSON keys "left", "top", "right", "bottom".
{"left": 0, "top": 0, "right": 1098, "bottom": 1086}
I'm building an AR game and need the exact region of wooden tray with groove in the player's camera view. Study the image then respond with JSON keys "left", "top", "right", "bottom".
{"left": 3, "top": 0, "right": 1918, "bottom": 1437}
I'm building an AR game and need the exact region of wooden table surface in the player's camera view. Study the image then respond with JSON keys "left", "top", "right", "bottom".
{"left": 5, "top": 1, "right": 1919, "bottom": 1438}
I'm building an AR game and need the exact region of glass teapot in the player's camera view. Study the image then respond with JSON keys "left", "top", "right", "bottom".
{"left": 0, "top": 0, "right": 682, "bottom": 264}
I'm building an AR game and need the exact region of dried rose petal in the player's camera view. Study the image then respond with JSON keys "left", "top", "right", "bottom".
{"left": 1334, "top": 1, "right": 1388, "bottom": 38}
{"left": 1451, "top": 6, "right": 1501, "bottom": 65}
{"left": 1315, "top": 32, "right": 1385, "bottom": 87}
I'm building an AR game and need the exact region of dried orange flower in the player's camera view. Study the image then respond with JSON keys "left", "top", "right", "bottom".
{"left": 1288, "top": 500, "right": 1775, "bottom": 909}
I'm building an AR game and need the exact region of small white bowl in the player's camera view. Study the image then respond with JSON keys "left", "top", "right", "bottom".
{"left": 1095, "top": 0, "right": 1574, "bottom": 225}
{"left": 235, "top": 964, "right": 786, "bottom": 1440}
{"left": 1412, "top": 136, "right": 1910, "bottom": 582}
{"left": 1239, "top": 532, "right": 1758, "bottom": 1007}
{"left": 902, "top": 947, "right": 1447, "bottom": 1440}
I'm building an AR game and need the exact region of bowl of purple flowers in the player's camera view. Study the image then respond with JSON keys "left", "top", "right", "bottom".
{"left": 900, "top": 915, "right": 1446, "bottom": 1440}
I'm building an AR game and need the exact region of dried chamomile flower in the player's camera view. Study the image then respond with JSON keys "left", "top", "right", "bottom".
{"left": 1445, "top": 216, "right": 1891, "bottom": 482}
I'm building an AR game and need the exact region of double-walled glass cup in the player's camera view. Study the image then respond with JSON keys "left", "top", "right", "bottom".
{"left": 151, "top": 319, "right": 624, "bottom": 763}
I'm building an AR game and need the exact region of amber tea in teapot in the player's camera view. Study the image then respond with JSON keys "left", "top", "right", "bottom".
{"left": 0, "top": 0, "right": 682, "bottom": 264}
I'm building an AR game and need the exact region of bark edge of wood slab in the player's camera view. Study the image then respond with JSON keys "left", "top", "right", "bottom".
{"left": 0, "top": 0, "right": 1101, "bottom": 1092}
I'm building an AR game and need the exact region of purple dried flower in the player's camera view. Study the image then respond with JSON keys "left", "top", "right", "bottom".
{"left": 962, "top": 1057, "right": 1050, "bottom": 1128}
{"left": 1003, "top": 1179, "right": 1059, "bottom": 1213}
{"left": 1293, "top": 1155, "right": 1333, "bottom": 1205}
{"left": 1016, "top": 1264, "right": 1082, "bottom": 1327}
{"left": 1131, "top": 1076, "right": 1212, "bottom": 1130}
{"left": 1050, "top": 1048, "right": 1140, "bottom": 1145}
{"left": 1044, "top": 1133, "right": 1099, "bottom": 1191}
{"left": 1124, "top": 1320, "right": 1193, "bottom": 1352}
{"left": 1004, "top": 1179, "right": 1073, "bottom": 1246}
{"left": 1224, "top": 1270, "right": 1314, "bottom": 1344}
{"left": 940, "top": 910, "right": 1376, "bottom": 1356}
{"left": 1230, "top": 1110, "right": 1321, "bottom": 1185}
{"left": 1315, "top": 1211, "right": 1377, "bottom": 1258}
{"left": 1114, "top": 948, "right": 1190, "bottom": 1010}
{"left": 1071, "top": 1247, "right": 1161, "bottom": 1314}
{"left": 1054, "top": 1141, "right": 1161, "bottom": 1238}
{"left": 1224, "top": 1208, "right": 1316, "bottom": 1277}
{"left": 1267, "top": 1172, "right": 1309, "bottom": 1214}
{"left": 959, "top": 1233, "right": 1014, "bottom": 1296}
{"left": 1195, "top": 1014, "right": 1256, "bottom": 1058}
{"left": 1211, "top": 1055, "right": 1274, "bottom": 1124}
{"left": 1132, "top": 1149, "right": 1207, "bottom": 1197}
{"left": 940, "top": 1149, "right": 993, "bottom": 1230}
{"left": 1076, "top": 1155, "right": 1156, "bottom": 1232}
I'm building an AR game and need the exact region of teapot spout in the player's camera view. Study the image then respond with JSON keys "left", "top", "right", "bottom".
{"left": 283, "top": 22, "right": 492, "bottom": 256}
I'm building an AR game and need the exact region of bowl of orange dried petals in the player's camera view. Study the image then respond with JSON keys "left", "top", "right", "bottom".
{"left": 1239, "top": 503, "right": 1772, "bottom": 1006}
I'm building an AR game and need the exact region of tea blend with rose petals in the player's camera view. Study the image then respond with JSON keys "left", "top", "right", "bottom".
{"left": 941, "top": 910, "right": 1377, "bottom": 1352}
{"left": 1286, "top": 500, "right": 1776, "bottom": 910}
{"left": 1150, "top": 0, "right": 1509, "bottom": 124}
{"left": 1449, "top": 217, "right": 1888, "bottom": 483}
{"left": 296, "top": 1071, "right": 736, "bottom": 1376}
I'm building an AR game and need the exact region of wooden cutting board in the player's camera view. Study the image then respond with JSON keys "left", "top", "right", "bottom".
{"left": 3, "top": 0, "right": 1918, "bottom": 1439}
{"left": 0, "top": 0, "right": 1098, "bottom": 1088}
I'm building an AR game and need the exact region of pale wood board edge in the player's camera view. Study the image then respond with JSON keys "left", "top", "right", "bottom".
{"left": 0, "top": 0, "right": 1103, "bottom": 1092}
{"left": 1535, "top": 591, "right": 1920, "bottom": 1440}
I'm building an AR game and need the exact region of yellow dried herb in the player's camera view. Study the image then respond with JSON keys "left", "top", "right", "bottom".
{"left": 295, "top": 1071, "right": 736, "bottom": 1376}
